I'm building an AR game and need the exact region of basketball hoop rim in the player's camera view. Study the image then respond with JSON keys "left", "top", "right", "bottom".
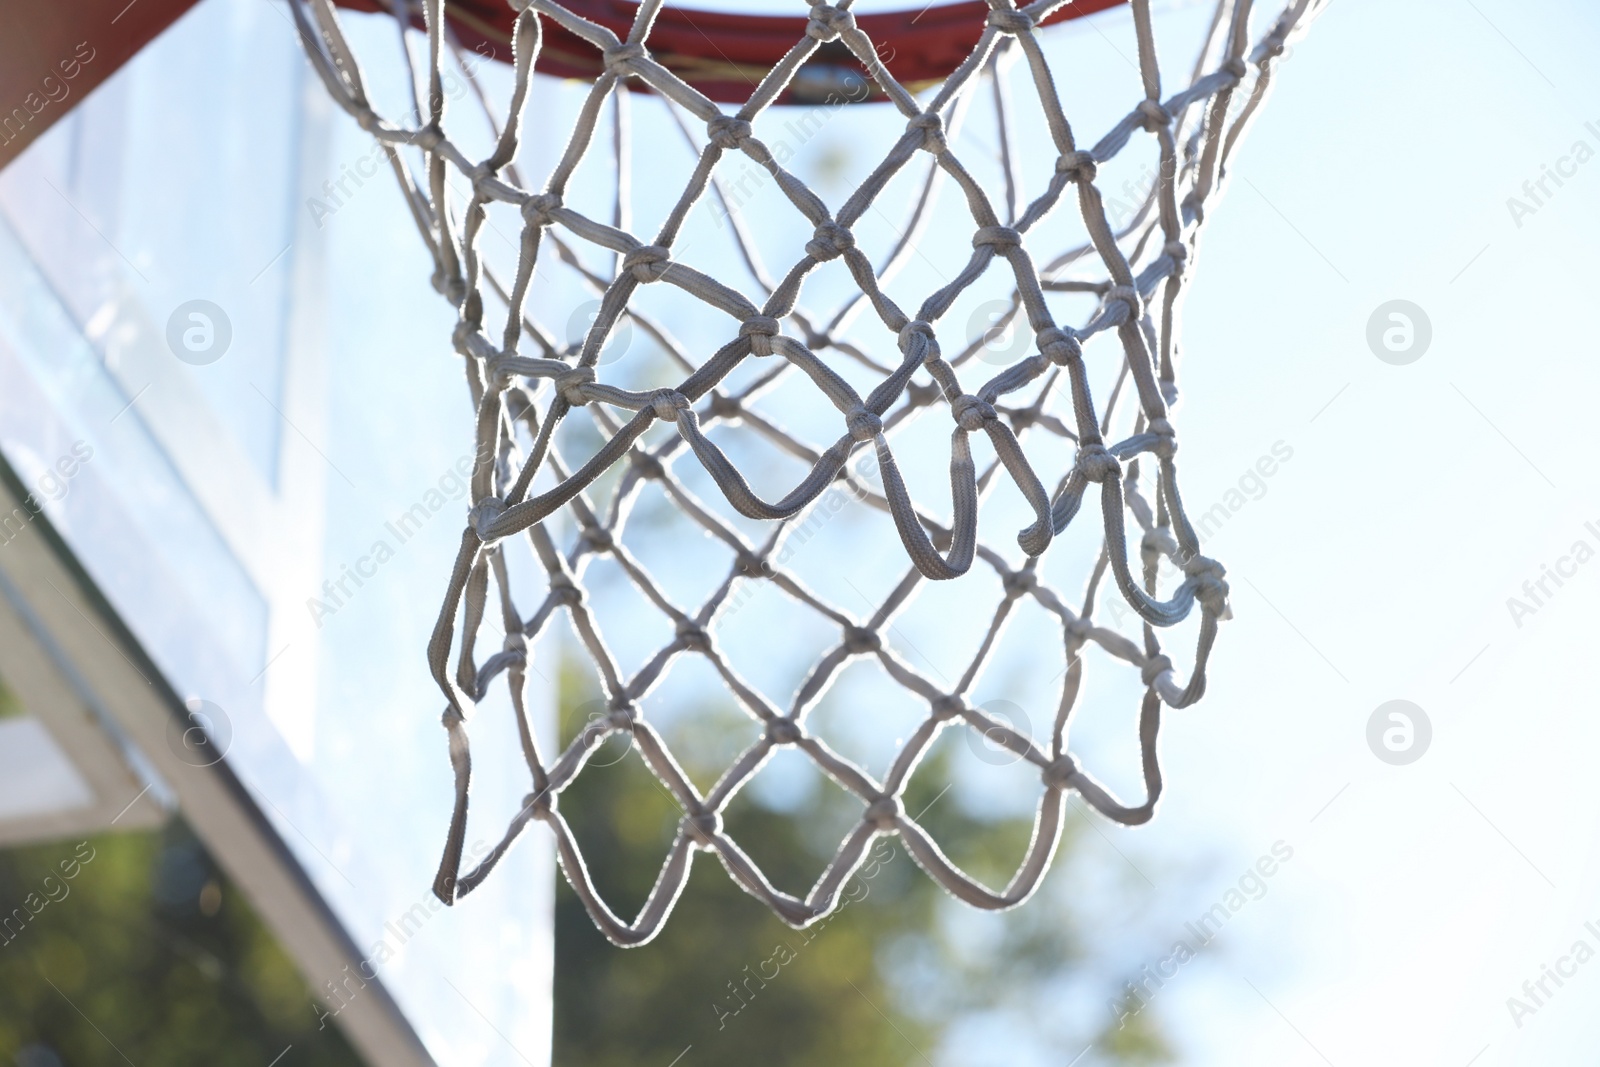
{"left": 352, "top": 0, "right": 1129, "bottom": 104}
{"left": 0, "top": 0, "right": 1130, "bottom": 169}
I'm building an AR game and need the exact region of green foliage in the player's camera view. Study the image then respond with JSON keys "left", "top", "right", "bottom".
{"left": 0, "top": 677, "right": 21, "bottom": 718}
{"left": 552, "top": 693, "right": 929, "bottom": 1067}
{"left": 551, "top": 660, "right": 1176, "bottom": 1067}
{"left": 0, "top": 818, "right": 362, "bottom": 1067}
{"left": 1095, "top": 991, "right": 1177, "bottom": 1065}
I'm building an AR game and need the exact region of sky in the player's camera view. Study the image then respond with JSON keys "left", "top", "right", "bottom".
{"left": 3, "top": 0, "right": 1600, "bottom": 1065}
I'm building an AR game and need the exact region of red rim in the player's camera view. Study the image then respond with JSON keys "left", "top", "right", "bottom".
{"left": 359, "top": 0, "right": 1129, "bottom": 104}
{"left": 0, "top": 0, "right": 1127, "bottom": 168}
{"left": 0, "top": 0, "right": 201, "bottom": 168}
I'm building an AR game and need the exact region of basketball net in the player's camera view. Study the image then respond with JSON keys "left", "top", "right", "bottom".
{"left": 290, "top": 0, "right": 1326, "bottom": 944}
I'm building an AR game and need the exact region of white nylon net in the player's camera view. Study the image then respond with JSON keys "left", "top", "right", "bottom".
{"left": 290, "top": 0, "right": 1324, "bottom": 944}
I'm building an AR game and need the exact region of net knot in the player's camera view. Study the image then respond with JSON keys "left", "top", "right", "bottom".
{"left": 606, "top": 702, "right": 638, "bottom": 732}
{"left": 806, "top": 221, "right": 855, "bottom": 262}
{"left": 951, "top": 394, "right": 996, "bottom": 431}
{"left": 525, "top": 788, "right": 555, "bottom": 820}
{"left": 623, "top": 244, "right": 671, "bottom": 284}
{"left": 972, "top": 225, "right": 1022, "bottom": 252}
{"left": 548, "top": 577, "right": 583, "bottom": 608}
{"left": 1038, "top": 326, "right": 1083, "bottom": 365}
{"left": 931, "top": 694, "right": 965, "bottom": 721}
{"left": 986, "top": 7, "right": 1035, "bottom": 35}
{"left": 684, "top": 810, "right": 723, "bottom": 849}
{"left": 1164, "top": 240, "right": 1188, "bottom": 265}
{"left": 413, "top": 125, "right": 445, "bottom": 152}
{"left": 521, "top": 193, "right": 562, "bottom": 228}
{"left": 468, "top": 496, "right": 506, "bottom": 542}
{"left": 898, "top": 319, "right": 937, "bottom": 360}
{"left": 465, "top": 163, "right": 498, "bottom": 201}
{"left": 1148, "top": 417, "right": 1177, "bottom": 459}
{"left": 842, "top": 625, "right": 881, "bottom": 655}
{"left": 1183, "top": 555, "right": 1231, "bottom": 617}
{"left": 1002, "top": 568, "right": 1037, "bottom": 598}
{"left": 1223, "top": 56, "right": 1249, "bottom": 80}
{"left": 675, "top": 619, "right": 711, "bottom": 652}
{"left": 487, "top": 352, "right": 520, "bottom": 390}
{"left": 1075, "top": 443, "right": 1121, "bottom": 483}
{"left": 502, "top": 631, "right": 528, "bottom": 658}
{"left": 806, "top": 4, "right": 856, "bottom": 41}
{"left": 766, "top": 718, "right": 803, "bottom": 745}
{"left": 863, "top": 795, "right": 902, "bottom": 830}
{"left": 1042, "top": 754, "right": 1079, "bottom": 788}
{"left": 1107, "top": 284, "right": 1143, "bottom": 323}
{"left": 451, "top": 319, "right": 477, "bottom": 357}
{"left": 706, "top": 115, "right": 752, "bottom": 150}
{"left": 356, "top": 109, "right": 382, "bottom": 134}
{"left": 1141, "top": 654, "right": 1174, "bottom": 687}
{"left": 1064, "top": 615, "right": 1094, "bottom": 640}
{"left": 442, "top": 272, "right": 467, "bottom": 307}
{"left": 906, "top": 112, "right": 946, "bottom": 153}
{"left": 845, "top": 406, "right": 883, "bottom": 442}
{"left": 579, "top": 525, "right": 615, "bottom": 553}
{"left": 1057, "top": 150, "right": 1098, "bottom": 183}
{"left": 555, "top": 365, "right": 595, "bottom": 406}
{"left": 649, "top": 389, "right": 691, "bottom": 421}
{"left": 603, "top": 42, "right": 647, "bottom": 77}
{"left": 1138, "top": 98, "right": 1173, "bottom": 131}
{"left": 739, "top": 315, "right": 781, "bottom": 356}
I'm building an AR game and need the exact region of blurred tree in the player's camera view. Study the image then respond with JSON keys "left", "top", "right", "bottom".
{"left": 0, "top": 817, "right": 362, "bottom": 1067}
{"left": 0, "top": 669, "right": 1175, "bottom": 1067}
{"left": 551, "top": 659, "right": 1175, "bottom": 1067}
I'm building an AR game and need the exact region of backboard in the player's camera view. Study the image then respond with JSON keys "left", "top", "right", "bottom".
{"left": 0, "top": 1, "right": 554, "bottom": 1064}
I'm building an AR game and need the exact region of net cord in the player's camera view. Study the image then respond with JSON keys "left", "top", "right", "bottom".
{"left": 288, "top": 0, "right": 1326, "bottom": 945}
